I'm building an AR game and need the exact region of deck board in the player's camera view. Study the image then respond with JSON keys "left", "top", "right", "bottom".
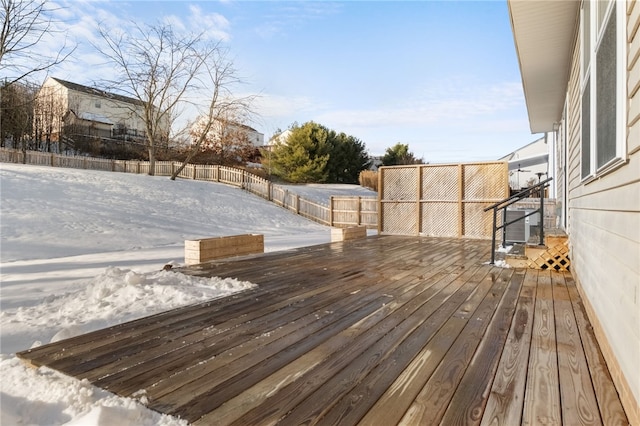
{"left": 480, "top": 268, "right": 537, "bottom": 426}
{"left": 16, "top": 236, "right": 629, "bottom": 425}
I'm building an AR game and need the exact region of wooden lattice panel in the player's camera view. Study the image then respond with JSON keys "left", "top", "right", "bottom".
{"left": 421, "top": 203, "right": 459, "bottom": 237}
{"left": 421, "top": 166, "right": 459, "bottom": 201}
{"left": 529, "top": 243, "right": 571, "bottom": 272}
{"left": 382, "top": 167, "right": 418, "bottom": 201}
{"left": 381, "top": 203, "right": 418, "bottom": 235}
{"left": 464, "top": 203, "right": 495, "bottom": 239}
{"left": 379, "top": 162, "right": 508, "bottom": 238}
{"left": 463, "top": 163, "right": 509, "bottom": 201}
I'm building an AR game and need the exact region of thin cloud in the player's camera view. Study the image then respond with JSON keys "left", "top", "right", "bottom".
{"left": 162, "top": 6, "right": 230, "bottom": 41}
{"left": 315, "top": 81, "right": 525, "bottom": 129}
{"left": 255, "top": 2, "right": 342, "bottom": 39}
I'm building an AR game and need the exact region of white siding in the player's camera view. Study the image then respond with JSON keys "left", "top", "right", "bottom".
{"left": 563, "top": 0, "right": 640, "bottom": 416}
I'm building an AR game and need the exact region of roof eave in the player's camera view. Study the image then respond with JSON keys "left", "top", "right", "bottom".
{"left": 508, "top": 0, "right": 580, "bottom": 134}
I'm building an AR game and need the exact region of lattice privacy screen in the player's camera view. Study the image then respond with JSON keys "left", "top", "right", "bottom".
{"left": 379, "top": 162, "right": 508, "bottom": 239}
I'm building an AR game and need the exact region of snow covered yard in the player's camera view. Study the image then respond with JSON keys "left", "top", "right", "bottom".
{"left": 0, "top": 163, "right": 367, "bottom": 425}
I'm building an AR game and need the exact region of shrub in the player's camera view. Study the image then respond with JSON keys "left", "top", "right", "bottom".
{"left": 359, "top": 170, "right": 378, "bottom": 191}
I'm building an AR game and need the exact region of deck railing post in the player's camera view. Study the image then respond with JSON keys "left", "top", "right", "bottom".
{"left": 490, "top": 208, "right": 497, "bottom": 265}
{"left": 539, "top": 191, "right": 545, "bottom": 246}
{"left": 502, "top": 208, "right": 507, "bottom": 248}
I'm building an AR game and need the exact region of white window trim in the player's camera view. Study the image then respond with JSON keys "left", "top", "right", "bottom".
{"left": 580, "top": 0, "right": 627, "bottom": 184}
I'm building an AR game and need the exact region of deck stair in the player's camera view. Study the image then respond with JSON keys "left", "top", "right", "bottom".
{"left": 504, "top": 231, "right": 570, "bottom": 271}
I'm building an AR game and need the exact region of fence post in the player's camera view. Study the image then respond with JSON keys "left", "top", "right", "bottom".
{"left": 357, "top": 196, "right": 361, "bottom": 225}
{"left": 193, "top": 164, "right": 197, "bottom": 179}
{"left": 296, "top": 195, "right": 300, "bottom": 214}
{"left": 50, "top": 153, "right": 54, "bottom": 167}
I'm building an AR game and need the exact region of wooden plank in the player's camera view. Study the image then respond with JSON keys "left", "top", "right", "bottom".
{"left": 192, "top": 243, "right": 484, "bottom": 425}
{"left": 438, "top": 267, "right": 523, "bottom": 426}
{"left": 169, "top": 239, "right": 483, "bottom": 423}
{"left": 226, "top": 264, "right": 497, "bottom": 426}
{"left": 397, "top": 267, "right": 514, "bottom": 425}
{"left": 480, "top": 268, "right": 537, "bottom": 426}
{"left": 117, "top": 238, "right": 452, "bottom": 398}
{"left": 564, "top": 273, "right": 627, "bottom": 425}
{"left": 357, "top": 268, "right": 517, "bottom": 426}
{"left": 522, "top": 270, "right": 562, "bottom": 425}
{"left": 552, "top": 272, "right": 602, "bottom": 426}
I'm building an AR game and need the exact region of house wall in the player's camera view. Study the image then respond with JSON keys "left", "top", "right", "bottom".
{"left": 63, "top": 89, "right": 147, "bottom": 135}
{"left": 561, "top": 1, "right": 640, "bottom": 422}
{"left": 505, "top": 137, "right": 551, "bottom": 190}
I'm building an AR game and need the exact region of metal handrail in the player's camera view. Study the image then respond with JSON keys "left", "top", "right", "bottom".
{"left": 484, "top": 177, "right": 553, "bottom": 264}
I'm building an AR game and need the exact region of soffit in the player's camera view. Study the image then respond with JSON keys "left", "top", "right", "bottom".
{"left": 508, "top": 0, "right": 580, "bottom": 133}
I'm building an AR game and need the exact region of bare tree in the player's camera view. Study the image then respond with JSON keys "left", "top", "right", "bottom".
{"left": 171, "top": 54, "right": 256, "bottom": 179}
{"left": 32, "top": 81, "right": 66, "bottom": 152}
{"left": 0, "top": 0, "right": 75, "bottom": 85}
{"left": 0, "top": 79, "right": 37, "bottom": 152}
{"left": 97, "top": 23, "right": 218, "bottom": 175}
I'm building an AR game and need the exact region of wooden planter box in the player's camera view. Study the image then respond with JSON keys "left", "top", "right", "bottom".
{"left": 185, "top": 234, "right": 264, "bottom": 265}
{"left": 331, "top": 226, "right": 367, "bottom": 242}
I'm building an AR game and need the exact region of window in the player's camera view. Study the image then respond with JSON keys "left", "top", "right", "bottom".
{"left": 596, "top": 9, "right": 616, "bottom": 168}
{"left": 580, "top": 0, "right": 625, "bottom": 180}
{"left": 95, "top": 100, "right": 101, "bottom": 108}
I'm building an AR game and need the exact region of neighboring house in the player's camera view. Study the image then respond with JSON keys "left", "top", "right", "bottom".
{"left": 34, "top": 77, "right": 166, "bottom": 146}
{"left": 216, "top": 120, "right": 264, "bottom": 147}
{"left": 369, "top": 155, "right": 383, "bottom": 171}
{"left": 509, "top": 1, "right": 639, "bottom": 423}
{"left": 265, "top": 129, "right": 292, "bottom": 151}
{"left": 499, "top": 135, "right": 551, "bottom": 193}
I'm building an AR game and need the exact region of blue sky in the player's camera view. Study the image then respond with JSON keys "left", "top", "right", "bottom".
{"left": 43, "top": 0, "right": 539, "bottom": 162}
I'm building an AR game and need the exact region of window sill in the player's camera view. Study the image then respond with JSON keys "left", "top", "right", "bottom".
{"left": 581, "top": 156, "right": 629, "bottom": 186}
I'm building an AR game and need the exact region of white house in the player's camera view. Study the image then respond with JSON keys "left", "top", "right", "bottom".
{"left": 35, "top": 77, "right": 167, "bottom": 144}
{"left": 221, "top": 121, "right": 264, "bottom": 147}
{"left": 265, "top": 129, "right": 292, "bottom": 151}
{"left": 509, "top": 1, "right": 640, "bottom": 423}
{"left": 499, "top": 135, "right": 552, "bottom": 192}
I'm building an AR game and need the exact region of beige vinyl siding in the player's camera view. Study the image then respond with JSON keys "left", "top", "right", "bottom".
{"left": 565, "top": 0, "right": 640, "bottom": 417}
{"left": 630, "top": 0, "right": 640, "bottom": 154}
{"left": 566, "top": 31, "right": 582, "bottom": 235}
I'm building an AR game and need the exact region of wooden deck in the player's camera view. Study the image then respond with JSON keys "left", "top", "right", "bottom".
{"left": 17, "top": 236, "right": 628, "bottom": 425}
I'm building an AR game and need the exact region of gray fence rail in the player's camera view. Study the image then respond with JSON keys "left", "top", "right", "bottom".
{"left": 0, "top": 148, "right": 378, "bottom": 229}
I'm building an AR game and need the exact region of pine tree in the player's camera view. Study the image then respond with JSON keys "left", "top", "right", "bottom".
{"left": 270, "top": 122, "right": 330, "bottom": 183}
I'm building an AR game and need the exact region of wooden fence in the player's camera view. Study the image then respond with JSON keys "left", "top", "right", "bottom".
{"left": 378, "top": 162, "right": 509, "bottom": 239}
{"left": 0, "top": 148, "right": 377, "bottom": 229}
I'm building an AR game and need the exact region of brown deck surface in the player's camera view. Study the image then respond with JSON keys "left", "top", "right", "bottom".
{"left": 17, "top": 236, "right": 628, "bottom": 425}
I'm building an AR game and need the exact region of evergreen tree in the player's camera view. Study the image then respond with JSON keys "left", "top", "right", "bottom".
{"left": 325, "top": 132, "right": 371, "bottom": 183}
{"left": 381, "top": 143, "right": 424, "bottom": 166}
{"left": 269, "top": 121, "right": 371, "bottom": 184}
{"left": 270, "top": 122, "right": 330, "bottom": 183}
